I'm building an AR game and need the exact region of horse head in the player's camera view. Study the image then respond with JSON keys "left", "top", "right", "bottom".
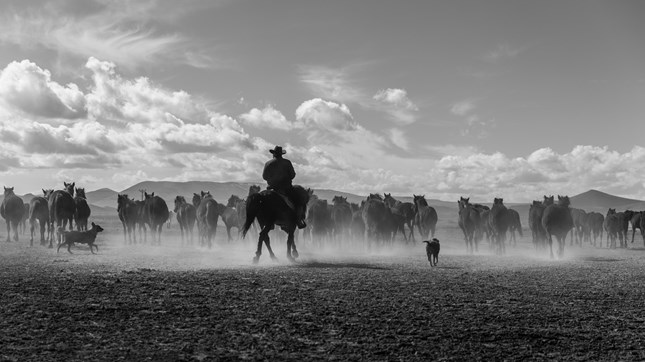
{"left": 3, "top": 186, "right": 15, "bottom": 196}
{"left": 543, "top": 195, "right": 554, "bottom": 206}
{"left": 227, "top": 194, "right": 242, "bottom": 208}
{"left": 494, "top": 198, "right": 504, "bottom": 205}
{"left": 43, "top": 189, "right": 54, "bottom": 198}
{"left": 414, "top": 195, "right": 428, "bottom": 207}
{"left": 144, "top": 192, "right": 155, "bottom": 200}
{"left": 117, "top": 194, "right": 130, "bottom": 211}
{"left": 557, "top": 195, "right": 570, "bottom": 207}
{"left": 332, "top": 195, "right": 348, "bottom": 205}
{"left": 75, "top": 188, "right": 86, "bottom": 199}
{"left": 63, "top": 182, "right": 75, "bottom": 196}
{"left": 607, "top": 208, "right": 616, "bottom": 216}
{"left": 248, "top": 185, "right": 261, "bottom": 196}
{"left": 458, "top": 197, "right": 470, "bottom": 209}
{"left": 192, "top": 193, "right": 201, "bottom": 207}
{"left": 174, "top": 195, "right": 186, "bottom": 212}
{"left": 367, "top": 193, "right": 382, "bottom": 201}
{"left": 201, "top": 191, "right": 212, "bottom": 199}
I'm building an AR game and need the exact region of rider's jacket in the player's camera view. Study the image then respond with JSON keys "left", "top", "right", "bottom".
{"left": 262, "top": 157, "right": 295, "bottom": 191}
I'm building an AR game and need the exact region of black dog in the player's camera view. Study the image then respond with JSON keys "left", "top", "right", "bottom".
{"left": 423, "top": 238, "right": 440, "bottom": 266}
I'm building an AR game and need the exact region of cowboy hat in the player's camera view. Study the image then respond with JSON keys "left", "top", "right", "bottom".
{"left": 269, "top": 145, "right": 286, "bottom": 155}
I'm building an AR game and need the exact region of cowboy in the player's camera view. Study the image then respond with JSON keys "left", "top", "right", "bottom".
{"left": 262, "top": 146, "right": 306, "bottom": 228}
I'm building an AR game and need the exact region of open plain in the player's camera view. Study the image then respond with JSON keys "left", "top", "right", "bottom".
{"left": 2, "top": 208, "right": 645, "bottom": 361}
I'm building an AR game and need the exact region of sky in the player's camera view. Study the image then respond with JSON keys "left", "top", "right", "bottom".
{"left": 0, "top": 0, "right": 644, "bottom": 202}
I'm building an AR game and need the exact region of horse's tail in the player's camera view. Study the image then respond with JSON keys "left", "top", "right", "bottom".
{"left": 241, "top": 193, "right": 260, "bottom": 238}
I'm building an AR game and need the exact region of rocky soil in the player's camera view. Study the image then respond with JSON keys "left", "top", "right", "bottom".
{"left": 2, "top": 219, "right": 645, "bottom": 361}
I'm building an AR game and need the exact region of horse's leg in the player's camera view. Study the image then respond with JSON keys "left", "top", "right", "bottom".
{"left": 12, "top": 220, "right": 19, "bottom": 242}
{"left": 5, "top": 219, "right": 10, "bottom": 242}
{"left": 254, "top": 226, "right": 268, "bottom": 263}
{"left": 288, "top": 229, "right": 299, "bottom": 261}
{"left": 226, "top": 225, "right": 232, "bottom": 243}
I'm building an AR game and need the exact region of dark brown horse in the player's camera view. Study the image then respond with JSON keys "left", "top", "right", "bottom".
{"left": 569, "top": 208, "right": 587, "bottom": 246}
{"left": 361, "top": 194, "right": 392, "bottom": 247}
{"left": 488, "top": 198, "right": 510, "bottom": 255}
{"left": 142, "top": 192, "right": 169, "bottom": 245}
{"left": 242, "top": 185, "right": 311, "bottom": 263}
{"left": 47, "top": 183, "right": 76, "bottom": 247}
{"left": 19, "top": 202, "right": 29, "bottom": 235}
{"left": 584, "top": 211, "right": 604, "bottom": 247}
{"left": 457, "top": 197, "right": 480, "bottom": 253}
{"left": 29, "top": 192, "right": 50, "bottom": 246}
{"left": 541, "top": 195, "right": 574, "bottom": 258}
{"left": 1, "top": 187, "right": 25, "bottom": 242}
{"left": 623, "top": 210, "right": 643, "bottom": 244}
{"left": 529, "top": 200, "right": 547, "bottom": 250}
{"left": 174, "top": 196, "right": 196, "bottom": 246}
{"left": 506, "top": 208, "right": 523, "bottom": 247}
{"left": 217, "top": 200, "right": 239, "bottom": 243}
{"left": 195, "top": 191, "right": 220, "bottom": 248}
{"left": 306, "top": 196, "right": 333, "bottom": 246}
{"left": 383, "top": 193, "right": 416, "bottom": 242}
{"left": 603, "top": 208, "right": 626, "bottom": 249}
{"left": 350, "top": 202, "right": 365, "bottom": 241}
{"left": 74, "top": 188, "right": 91, "bottom": 231}
{"left": 413, "top": 195, "right": 438, "bottom": 241}
{"left": 117, "top": 194, "right": 142, "bottom": 244}
{"left": 331, "top": 196, "right": 353, "bottom": 243}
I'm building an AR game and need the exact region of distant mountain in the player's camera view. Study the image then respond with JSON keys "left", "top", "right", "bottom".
{"left": 86, "top": 188, "right": 119, "bottom": 208}
{"left": 570, "top": 189, "right": 645, "bottom": 212}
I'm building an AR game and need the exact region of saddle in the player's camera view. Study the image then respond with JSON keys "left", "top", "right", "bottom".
{"left": 266, "top": 189, "right": 295, "bottom": 210}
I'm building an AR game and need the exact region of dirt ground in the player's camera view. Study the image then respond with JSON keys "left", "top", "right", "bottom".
{"left": 2, "top": 214, "right": 645, "bottom": 361}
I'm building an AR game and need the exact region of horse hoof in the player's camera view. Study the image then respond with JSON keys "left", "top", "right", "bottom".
{"left": 292, "top": 250, "right": 299, "bottom": 259}
{"left": 252, "top": 256, "right": 259, "bottom": 264}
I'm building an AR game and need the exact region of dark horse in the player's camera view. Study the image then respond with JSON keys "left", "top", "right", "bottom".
{"left": 242, "top": 185, "right": 311, "bottom": 264}
{"left": 142, "top": 192, "right": 169, "bottom": 245}
{"left": 506, "top": 208, "right": 523, "bottom": 247}
{"left": 541, "top": 195, "right": 574, "bottom": 258}
{"left": 174, "top": 195, "right": 196, "bottom": 246}
{"left": 1, "top": 187, "right": 25, "bottom": 242}
{"left": 29, "top": 192, "right": 50, "bottom": 246}
{"left": 457, "top": 197, "right": 480, "bottom": 253}
{"left": 361, "top": 194, "right": 392, "bottom": 247}
{"left": 195, "top": 191, "right": 220, "bottom": 249}
{"left": 218, "top": 197, "right": 240, "bottom": 242}
{"left": 384, "top": 193, "right": 416, "bottom": 242}
{"left": 47, "top": 182, "right": 76, "bottom": 247}
{"left": 117, "top": 194, "right": 142, "bottom": 244}
{"left": 330, "top": 195, "right": 353, "bottom": 243}
{"left": 413, "top": 195, "right": 438, "bottom": 240}
{"left": 74, "top": 188, "right": 91, "bottom": 231}
{"left": 488, "top": 198, "right": 509, "bottom": 255}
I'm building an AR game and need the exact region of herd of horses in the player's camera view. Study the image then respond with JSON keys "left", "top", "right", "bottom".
{"left": 2, "top": 182, "right": 642, "bottom": 262}
{"left": 458, "top": 194, "right": 644, "bottom": 259}
{"left": 0, "top": 182, "right": 91, "bottom": 247}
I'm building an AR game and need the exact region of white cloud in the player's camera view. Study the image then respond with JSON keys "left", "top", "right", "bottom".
{"left": 0, "top": 2, "right": 218, "bottom": 70}
{"left": 298, "top": 65, "right": 367, "bottom": 104}
{"left": 373, "top": 88, "right": 419, "bottom": 125}
{"left": 388, "top": 128, "right": 410, "bottom": 151}
{"left": 450, "top": 100, "right": 476, "bottom": 116}
{"left": 0, "top": 60, "right": 86, "bottom": 119}
{"left": 239, "top": 105, "right": 301, "bottom": 131}
{"left": 483, "top": 44, "right": 525, "bottom": 63}
{"left": 295, "top": 98, "right": 357, "bottom": 132}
